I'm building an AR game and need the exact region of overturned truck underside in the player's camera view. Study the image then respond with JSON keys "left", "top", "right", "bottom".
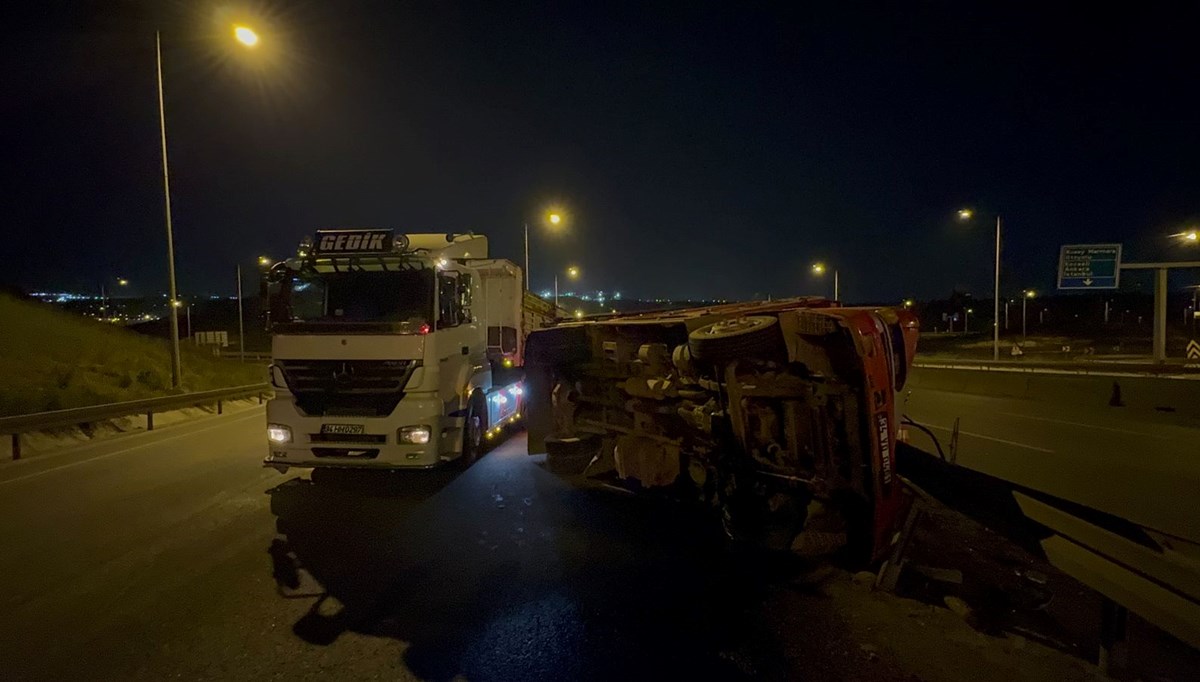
{"left": 524, "top": 298, "right": 919, "bottom": 565}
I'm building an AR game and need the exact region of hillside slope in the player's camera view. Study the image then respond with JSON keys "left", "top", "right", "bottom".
{"left": 0, "top": 295, "right": 263, "bottom": 416}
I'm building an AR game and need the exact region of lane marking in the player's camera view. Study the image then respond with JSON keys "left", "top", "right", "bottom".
{"left": 994, "top": 411, "right": 1160, "bottom": 437}
{"left": 921, "top": 423, "right": 1055, "bottom": 453}
{"left": 0, "top": 411, "right": 263, "bottom": 487}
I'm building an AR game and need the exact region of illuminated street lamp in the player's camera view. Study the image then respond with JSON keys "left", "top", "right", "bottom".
{"left": 958, "top": 208, "right": 1003, "bottom": 361}
{"left": 1022, "top": 289, "right": 1036, "bottom": 341}
{"left": 524, "top": 207, "right": 567, "bottom": 290}
{"left": 100, "top": 276, "right": 130, "bottom": 313}
{"left": 156, "top": 24, "right": 260, "bottom": 388}
{"left": 811, "top": 262, "right": 838, "bottom": 301}
{"left": 965, "top": 308, "right": 974, "bottom": 333}
{"left": 233, "top": 25, "right": 259, "bottom": 47}
{"left": 556, "top": 265, "right": 580, "bottom": 311}
{"left": 257, "top": 255, "right": 272, "bottom": 268}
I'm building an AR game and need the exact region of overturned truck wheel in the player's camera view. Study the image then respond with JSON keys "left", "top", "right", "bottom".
{"left": 688, "top": 315, "right": 785, "bottom": 365}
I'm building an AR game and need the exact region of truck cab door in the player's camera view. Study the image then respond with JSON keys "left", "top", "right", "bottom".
{"left": 436, "top": 272, "right": 484, "bottom": 411}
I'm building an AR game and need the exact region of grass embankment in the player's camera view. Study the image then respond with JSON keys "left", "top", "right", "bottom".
{"left": 0, "top": 294, "right": 264, "bottom": 417}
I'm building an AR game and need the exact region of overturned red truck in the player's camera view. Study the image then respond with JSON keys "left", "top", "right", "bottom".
{"left": 523, "top": 299, "right": 919, "bottom": 564}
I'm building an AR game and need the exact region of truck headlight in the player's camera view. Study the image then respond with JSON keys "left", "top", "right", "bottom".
{"left": 268, "top": 424, "right": 292, "bottom": 444}
{"left": 398, "top": 425, "right": 431, "bottom": 444}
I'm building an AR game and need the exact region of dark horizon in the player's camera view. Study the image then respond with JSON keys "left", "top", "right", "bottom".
{"left": 4, "top": 2, "right": 1200, "bottom": 301}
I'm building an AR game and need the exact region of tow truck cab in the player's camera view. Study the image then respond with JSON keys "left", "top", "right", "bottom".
{"left": 262, "top": 230, "right": 526, "bottom": 472}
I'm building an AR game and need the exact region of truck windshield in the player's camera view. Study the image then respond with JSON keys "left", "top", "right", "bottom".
{"left": 279, "top": 269, "right": 435, "bottom": 326}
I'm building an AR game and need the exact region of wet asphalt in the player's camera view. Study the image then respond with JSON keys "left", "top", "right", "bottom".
{"left": 0, "top": 410, "right": 790, "bottom": 681}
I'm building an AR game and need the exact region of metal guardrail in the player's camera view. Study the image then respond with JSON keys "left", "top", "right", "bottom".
{"left": 0, "top": 383, "right": 271, "bottom": 461}
{"left": 896, "top": 443, "right": 1200, "bottom": 668}
{"left": 220, "top": 351, "right": 272, "bottom": 361}
{"left": 914, "top": 359, "right": 1200, "bottom": 379}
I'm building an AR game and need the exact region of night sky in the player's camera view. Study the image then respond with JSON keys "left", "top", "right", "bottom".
{"left": 4, "top": 2, "right": 1200, "bottom": 302}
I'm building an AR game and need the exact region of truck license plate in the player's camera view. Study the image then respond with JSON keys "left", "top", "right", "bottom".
{"left": 321, "top": 423, "right": 365, "bottom": 435}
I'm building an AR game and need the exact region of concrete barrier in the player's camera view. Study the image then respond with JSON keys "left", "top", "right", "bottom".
{"left": 908, "top": 366, "right": 1200, "bottom": 418}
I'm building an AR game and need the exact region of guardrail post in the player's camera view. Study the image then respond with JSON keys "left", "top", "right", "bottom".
{"left": 11, "top": 433, "right": 20, "bottom": 461}
{"left": 258, "top": 393, "right": 264, "bottom": 405}
{"left": 217, "top": 399, "right": 223, "bottom": 415}
{"left": 147, "top": 411, "right": 154, "bottom": 431}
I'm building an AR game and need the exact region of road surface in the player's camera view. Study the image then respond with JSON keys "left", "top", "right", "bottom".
{"left": 0, "top": 406, "right": 1154, "bottom": 681}
{"left": 902, "top": 385, "right": 1200, "bottom": 542}
{"left": 0, "top": 409, "right": 807, "bottom": 681}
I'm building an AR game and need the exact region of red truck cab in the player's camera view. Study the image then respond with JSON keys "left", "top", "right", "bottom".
{"left": 524, "top": 299, "right": 919, "bottom": 564}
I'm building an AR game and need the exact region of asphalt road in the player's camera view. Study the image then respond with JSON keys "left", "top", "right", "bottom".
{"left": 0, "top": 409, "right": 791, "bottom": 681}
{"left": 1, "top": 402, "right": 1185, "bottom": 681}
{"left": 901, "top": 385, "right": 1200, "bottom": 542}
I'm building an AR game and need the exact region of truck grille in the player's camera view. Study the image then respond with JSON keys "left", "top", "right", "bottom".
{"left": 275, "top": 359, "right": 419, "bottom": 417}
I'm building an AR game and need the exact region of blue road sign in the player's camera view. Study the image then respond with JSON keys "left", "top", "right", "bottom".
{"left": 1058, "top": 244, "right": 1122, "bottom": 289}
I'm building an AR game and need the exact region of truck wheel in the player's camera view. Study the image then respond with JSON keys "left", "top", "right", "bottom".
{"left": 461, "top": 393, "right": 486, "bottom": 466}
{"left": 688, "top": 315, "right": 784, "bottom": 365}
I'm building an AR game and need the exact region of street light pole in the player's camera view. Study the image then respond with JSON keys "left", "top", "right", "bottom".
{"left": 523, "top": 222, "right": 530, "bottom": 290}
{"left": 834, "top": 269, "right": 839, "bottom": 302}
{"left": 1022, "top": 293, "right": 1028, "bottom": 341}
{"left": 554, "top": 274, "right": 558, "bottom": 311}
{"left": 236, "top": 265, "right": 245, "bottom": 362}
{"left": 993, "top": 216, "right": 1001, "bottom": 361}
{"left": 156, "top": 31, "right": 183, "bottom": 389}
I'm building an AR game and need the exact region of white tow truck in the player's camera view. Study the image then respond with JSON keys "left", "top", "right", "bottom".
{"left": 262, "top": 229, "right": 538, "bottom": 472}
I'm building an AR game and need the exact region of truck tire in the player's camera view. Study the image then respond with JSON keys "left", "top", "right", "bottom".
{"left": 688, "top": 315, "right": 784, "bottom": 365}
{"left": 461, "top": 392, "right": 486, "bottom": 467}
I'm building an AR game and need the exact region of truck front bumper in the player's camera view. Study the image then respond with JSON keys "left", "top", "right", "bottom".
{"left": 263, "top": 395, "right": 461, "bottom": 472}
